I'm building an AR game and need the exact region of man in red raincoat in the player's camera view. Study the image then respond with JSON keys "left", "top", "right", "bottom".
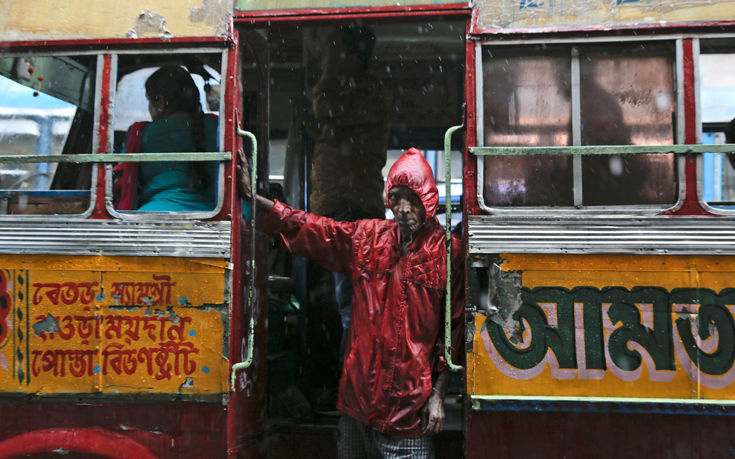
{"left": 238, "top": 147, "right": 463, "bottom": 458}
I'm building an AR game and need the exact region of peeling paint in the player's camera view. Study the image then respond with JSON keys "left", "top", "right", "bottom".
{"left": 126, "top": 10, "right": 172, "bottom": 40}
{"left": 485, "top": 260, "right": 525, "bottom": 345}
{"left": 466, "top": 311, "right": 478, "bottom": 353}
{"left": 32, "top": 313, "right": 59, "bottom": 336}
{"left": 178, "top": 377, "right": 194, "bottom": 391}
{"left": 189, "top": 0, "right": 231, "bottom": 37}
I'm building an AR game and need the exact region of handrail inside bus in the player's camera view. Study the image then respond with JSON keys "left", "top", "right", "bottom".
{"left": 443, "top": 123, "right": 463, "bottom": 374}
{"left": 470, "top": 144, "right": 735, "bottom": 156}
{"left": 231, "top": 128, "right": 257, "bottom": 392}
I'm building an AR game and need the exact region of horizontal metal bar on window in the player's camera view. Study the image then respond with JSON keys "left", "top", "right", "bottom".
{"left": 0, "top": 152, "right": 231, "bottom": 163}
{"left": 470, "top": 145, "right": 735, "bottom": 156}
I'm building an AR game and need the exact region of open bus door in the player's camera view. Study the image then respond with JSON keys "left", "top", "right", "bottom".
{"left": 232, "top": 16, "right": 469, "bottom": 458}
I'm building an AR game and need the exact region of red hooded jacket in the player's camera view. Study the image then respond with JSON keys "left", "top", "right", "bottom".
{"left": 264, "top": 147, "right": 464, "bottom": 437}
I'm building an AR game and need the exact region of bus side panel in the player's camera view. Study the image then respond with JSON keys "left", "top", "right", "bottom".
{"left": 466, "top": 253, "right": 735, "bottom": 457}
{"left": 467, "top": 410, "right": 735, "bottom": 458}
{"left": 0, "top": 254, "right": 230, "bottom": 457}
{"left": 0, "top": 255, "right": 229, "bottom": 395}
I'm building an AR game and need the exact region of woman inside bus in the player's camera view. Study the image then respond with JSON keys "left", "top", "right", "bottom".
{"left": 116, "top": 65, "right": 218, "bottom": 211}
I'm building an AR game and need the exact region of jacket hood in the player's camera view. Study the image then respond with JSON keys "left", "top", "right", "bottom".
{"left": 385, "top": 147, "right": 439, "bottom": 219}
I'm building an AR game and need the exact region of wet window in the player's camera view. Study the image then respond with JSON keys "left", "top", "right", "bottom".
{"left": 111, "top": 54, "right": 223, "bottom": 215}
{"left": 699, "top": 43, "right": 735, "bottom": 210}
{"left": 481, "top": 43, "right": 677, "bottom": 209}
{"left": 0, "top": 55, "right": 96, "bottom": 215}
{"left": 482, "top": 48, "right": 573, "bottom": 206}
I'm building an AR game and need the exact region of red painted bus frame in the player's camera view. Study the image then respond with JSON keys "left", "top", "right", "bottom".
{"left": 233, "top": 2, "right": 471, "bottom": 23}
{"left": 91, "top": 54, "right": 112, "bottom": 219}
{"left": 0, "top": 37, "right": 231, "bottom": 53}
{"left": 666, "top": 37, "right": 709, "bottom": 216}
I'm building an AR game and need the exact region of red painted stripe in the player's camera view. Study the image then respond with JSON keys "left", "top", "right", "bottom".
{"left": 464, "top": 27, "right": 480, "bottom": 216}
{"left": 471, "top": 20, "right": 735, "bottom": 37}
{"left": 226, "top": 27, "right": 241, "bottom": 459}
{"left": 682, "top": 40, "right": 697, "bottom": 145}
{"left": 234, "top": 3, "right": 471, "bottom": 23}
{"left": 0, "top": 36, "right": 229, "bottom": 52}
{"left": 234, "top": 2, "right": 470, "bottom": 17}
{"left": 92, "top": 54, "right": 112, "bottom": 219}
{"left": 667, "top": 38, "right": 709, "bottom": 216}
{"left": 0, "top": 427, "right": 156, "bottom": 459}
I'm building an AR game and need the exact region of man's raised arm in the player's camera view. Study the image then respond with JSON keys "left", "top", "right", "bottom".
{"left": 237, "top": 150, "right": 355, "bottom": 275}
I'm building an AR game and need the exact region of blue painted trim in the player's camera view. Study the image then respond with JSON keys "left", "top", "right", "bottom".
{"left": 472, "top": 398, "right": 735, "bottom": 416}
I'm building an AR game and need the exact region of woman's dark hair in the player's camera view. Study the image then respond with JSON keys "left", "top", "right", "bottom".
{"left": 145, "top": 65, "right": 207, "bottom": 152}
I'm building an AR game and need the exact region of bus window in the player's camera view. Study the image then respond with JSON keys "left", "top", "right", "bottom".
{"left": 482, "top": 47, "right": 573, "bottom": 206}
{"left": 579, "top": 45, "right": 676, "bottom": 206}
{"left": 481, "top": 43, "right": 677, "bottom": 210}
{"left": 0, "top": 55, "right": 96, "bottom": 215}
{"left": 699, "top": 45, "right": 735, "bottom": 210}
{"left": 111, "top": 53, "right": 223, "bottom": 216}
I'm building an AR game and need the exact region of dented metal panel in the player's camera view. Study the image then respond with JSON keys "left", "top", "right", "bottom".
{"left": 0, "top": 0, "right": 233, "bottom": 41}
{"left": 0, "top": 255, "right": 230, "bottom": 396}
{"left": 474, "top": 0, "right": 735, "bottom": 31}
{"left": 467, "top": 253, "right": 735, "bottom": 404}
{"left": 0, "top": 220, "right": 230, "bottom": 258}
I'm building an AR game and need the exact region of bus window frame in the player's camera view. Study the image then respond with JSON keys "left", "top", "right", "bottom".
{"left": 104, "top": 48, "right": 229, "bottom": 221}
{"left": 0, "top": 49, "right": 102, "bottom": 219}
{"left": 474, "top": 36, "right": 687, "bottom": 216}
{"left": 696, "top": 35, "right": 735, "bottom": 216}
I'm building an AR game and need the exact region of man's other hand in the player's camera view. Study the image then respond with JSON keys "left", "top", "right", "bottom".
{"left": 420, "top": 390, "right": 445, "bottom": 435}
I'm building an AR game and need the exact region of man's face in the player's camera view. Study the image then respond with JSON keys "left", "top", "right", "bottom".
{"left": 388, "top": 186, "right": 426, "bottom": 238}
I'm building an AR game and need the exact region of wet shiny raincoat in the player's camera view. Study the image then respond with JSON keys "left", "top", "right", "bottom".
{"left": 264, "top": 147, "right": 463, "bottom": 437}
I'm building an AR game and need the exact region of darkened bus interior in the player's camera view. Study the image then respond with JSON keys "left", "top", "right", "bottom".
{"left": 238, "top": 19, "right": 466, "bottom": 441}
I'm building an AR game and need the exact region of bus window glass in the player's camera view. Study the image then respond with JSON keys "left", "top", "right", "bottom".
{"left": 481, "top": 43, "right": 677, "bottom": 209}
{"left": 0, "top": 55, "right": 95, "bottom": 215}
{"left": 482, "top": 48, "right": 574, "bottom": 206}
{"left": 112, "top": 54, "right": 222, "bottom": 214}
{"left": 579, "top": 45, "right": 676, "bottom": 206}
{"left": 699, "top": 50, "right": 735, "bottom": 208}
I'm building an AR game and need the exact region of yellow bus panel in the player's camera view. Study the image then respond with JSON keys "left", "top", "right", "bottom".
{"left": 0, "top": 255, "right": 229, "bottom": 395}
{"left": 0, "top": 0, "right": 230, "bottom": 41}
{"left": 475, "top": 0, "right": 735, "bottom": 31}
{"left": 468, "top": 254, "right": 735, "bottom": 402}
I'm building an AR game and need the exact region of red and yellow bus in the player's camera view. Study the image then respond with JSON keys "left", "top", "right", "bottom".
{"left": 1, "top": 0, "right": 735, "bottom": 457}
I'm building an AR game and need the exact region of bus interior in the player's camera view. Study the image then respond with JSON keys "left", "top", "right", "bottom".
{"left": 237, "top": 19, "right": 467, "bottom": 438}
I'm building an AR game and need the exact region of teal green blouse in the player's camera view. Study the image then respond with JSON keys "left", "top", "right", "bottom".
{"left": 134, "top": 116, "right": 218, "bottom": 212}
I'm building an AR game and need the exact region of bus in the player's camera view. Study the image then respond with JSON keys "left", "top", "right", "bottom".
{"left": 0, "top": 0, "right": 735, "bottom": 457}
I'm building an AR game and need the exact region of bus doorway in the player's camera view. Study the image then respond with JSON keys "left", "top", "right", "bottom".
{"left": 238, "top": 18, "right": 466, "bottom": 458}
